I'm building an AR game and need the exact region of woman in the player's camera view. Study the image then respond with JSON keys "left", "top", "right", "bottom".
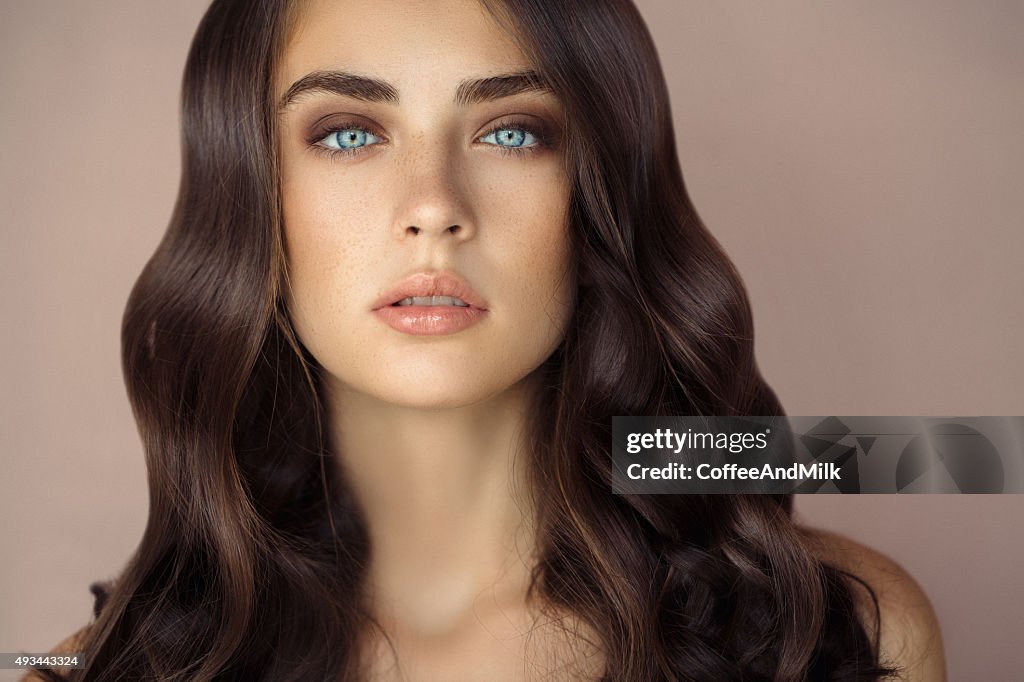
{"left": 29, "top": 0, "right": 944, "bottom": 679}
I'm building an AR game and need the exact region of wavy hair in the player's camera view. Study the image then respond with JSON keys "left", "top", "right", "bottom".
{"left": 39, "top": 0, "right": 898, "bottom": 679}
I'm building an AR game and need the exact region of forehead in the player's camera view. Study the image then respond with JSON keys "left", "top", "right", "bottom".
{"left": 279, "top": 0, "right": 530, "bottom": 95}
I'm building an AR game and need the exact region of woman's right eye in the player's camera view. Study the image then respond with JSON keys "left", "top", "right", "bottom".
{"left": 318, "top": 127, "right": 382, "bottom": 154}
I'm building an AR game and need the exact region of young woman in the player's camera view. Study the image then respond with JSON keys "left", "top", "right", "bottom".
{"left": 29, "top": 0, "right": 944, "bottom": 679}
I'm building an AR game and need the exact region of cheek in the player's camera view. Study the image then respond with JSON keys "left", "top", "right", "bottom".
{"left": 473, "top": 163, "right": 575, "bottom": 345}
{"left": 279, "top": 167, "right": 379, "bottom": 350}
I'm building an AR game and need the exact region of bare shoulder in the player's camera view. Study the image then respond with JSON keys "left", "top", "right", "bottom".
{"left": 803, "top": 527, "right": 947, "bottom": 681}
{"left": 18, "top": 625, "right": 92, "bottom": 682}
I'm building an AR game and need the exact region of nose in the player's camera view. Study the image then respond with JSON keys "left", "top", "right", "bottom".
{"left": 390, "top": 146, "right": 476, "bottom": 243}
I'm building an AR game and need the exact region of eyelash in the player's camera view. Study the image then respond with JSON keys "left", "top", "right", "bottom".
{"left": 306, "top": 118, "right": 552, "bottom": 161}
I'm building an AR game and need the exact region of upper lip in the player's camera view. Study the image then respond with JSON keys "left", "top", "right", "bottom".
{"left": 372, "top": 271, "right": 489, "bottom": 310}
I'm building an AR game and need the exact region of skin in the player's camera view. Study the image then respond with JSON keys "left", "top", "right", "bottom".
{"left": 276, "top": 0, "right": 587, "bottom": 678}
{"left": 811, "top": 530, "right": 947, "bottom": 681}
{"left": 28, "top": 1, "right": 946, "bottom": 680}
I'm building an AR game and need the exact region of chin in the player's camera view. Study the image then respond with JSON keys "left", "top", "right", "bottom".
{"left": 318, "top": 332, "right": 563, "bottom": 411}
{"left": 374, "top": 388, "right": 493, "bottom": 411}
{"left": 348, "top": 364, "right": 528, "bottom": 411}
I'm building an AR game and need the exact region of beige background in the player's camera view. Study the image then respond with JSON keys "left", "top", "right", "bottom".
{"left": 1, "top": 1, "right": 1021, "bottom": 679}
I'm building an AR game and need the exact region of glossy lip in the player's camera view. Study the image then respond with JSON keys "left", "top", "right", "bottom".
{"left": 371, "top": 271, "right": 489, "bottom": 336}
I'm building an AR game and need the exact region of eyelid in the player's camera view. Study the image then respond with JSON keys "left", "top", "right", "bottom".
{"left": 306, "top": 117, "right": 388, "bottom": 159}
{"left": 305, "top": 111, "right": 385, "bottom": 141}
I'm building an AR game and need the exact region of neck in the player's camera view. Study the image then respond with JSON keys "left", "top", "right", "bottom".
{"left": 325, "top": 376, "right": 541, "bottom": 637}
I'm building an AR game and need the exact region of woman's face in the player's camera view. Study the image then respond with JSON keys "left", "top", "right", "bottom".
{"left": 277, "top": 0, "right": 574, "bottom": 409}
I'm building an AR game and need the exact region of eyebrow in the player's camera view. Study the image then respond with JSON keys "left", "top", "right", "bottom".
{"left": 278, "top": 69, "right": 550, "bottom": 111}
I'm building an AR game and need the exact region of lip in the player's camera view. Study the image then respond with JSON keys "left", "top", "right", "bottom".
{"left": 371, "top": 271, "right": 489, "bottom": 336}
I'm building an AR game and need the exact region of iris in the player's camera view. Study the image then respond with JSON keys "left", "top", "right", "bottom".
{"left": 326, "top": 128, "right": 380, "bottom": 150}
{"left": 482, "top": 127, "right": 535, "bottom": 148}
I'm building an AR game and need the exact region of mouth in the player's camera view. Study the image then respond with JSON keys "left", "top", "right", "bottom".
{"left": 371, "top": 271, "right": 488, "bottom": 336}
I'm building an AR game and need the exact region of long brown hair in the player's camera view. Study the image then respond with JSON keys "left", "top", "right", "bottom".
{"left": 42, "top": 0, "right": 897, "bottom": 679}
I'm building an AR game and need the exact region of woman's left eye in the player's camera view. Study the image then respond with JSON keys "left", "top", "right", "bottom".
{"left": 480, "top": 126, "right": 539, "bottom": 149}
{"left": 319, "top": 127, "right": 382, "bottom": 152}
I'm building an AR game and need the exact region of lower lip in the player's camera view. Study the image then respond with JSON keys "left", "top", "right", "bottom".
{"left": 373, "top": 305, "right": 487, "bottom": 335}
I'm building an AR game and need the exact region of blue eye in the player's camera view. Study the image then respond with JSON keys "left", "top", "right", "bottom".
{"left": 481, "top": 126, "right": 538, "bottom": 149}
{"left": 321, "top": 127, "right": 381, "bottom": 152}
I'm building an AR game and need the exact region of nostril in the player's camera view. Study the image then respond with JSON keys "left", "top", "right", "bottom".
{"left": 407, "top": 226, "right": 421, "bottom": 235}
{"left": 447, "top": 225, "right": 460, "bottom": 234}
